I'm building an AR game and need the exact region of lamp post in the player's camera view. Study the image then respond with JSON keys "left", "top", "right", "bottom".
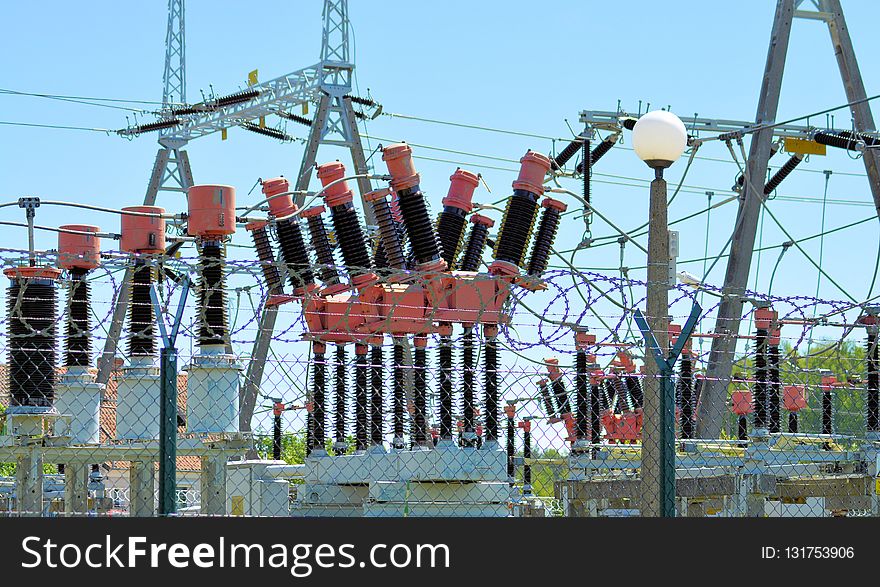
{"left": 632, "top": 110, "right": 687, "bottom": 517}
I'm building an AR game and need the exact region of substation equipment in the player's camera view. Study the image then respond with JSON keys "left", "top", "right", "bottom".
{"left": 0, "top": 193, "right": 249, "bottom": 516}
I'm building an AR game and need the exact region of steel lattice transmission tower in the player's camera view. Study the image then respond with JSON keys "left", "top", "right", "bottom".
{"left": 99, "top": 2, "right": 380, "bottom": 433}
{"left": 162, "top": 0, "right": 186, "bottom": 107}
{"left": 97, "top": 0, "right": 194, "bottom": 385}
{"left": 696, "top": 0, "right": 880, "bottom": 438}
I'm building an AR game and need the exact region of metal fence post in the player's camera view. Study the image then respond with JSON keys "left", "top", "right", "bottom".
{"left": 151, "top": 276, "right": 190, "bottom": 516}
{"left": 634, "top": 301, "right": 702, "bottom": 517}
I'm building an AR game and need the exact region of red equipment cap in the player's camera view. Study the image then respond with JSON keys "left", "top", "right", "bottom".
{"left": 187, "top": 185, "right": 236, "bottom": 238}
{"left": 58, "top": 225, "right": 101, "bottom": 270}
{"left": 316, "top": 161, "right": 351, "bottom": 202}
{"left": 262, "top": 177, "right": 296, "bottom": 218}
{"left": 442, "top": 169, "right": 479, "bottom": 213}
{"left": 382, "top": 143, "right": 420, "bottom": 191}
{"left": 120, "top": 206, "right": 166, "bottom": 254}
{"left": 512, "top": 151, "right": 551, "bottom": 195}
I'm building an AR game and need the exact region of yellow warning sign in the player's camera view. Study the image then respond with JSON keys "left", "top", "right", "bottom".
{"left": 221, "top": 128, "right": 228, "bottom": 141}
{"left": 302, "top": 102, "right": 309, "bottom": 115}
{"left": 784, "top": 136, "right": 826, "bottom": 156}
{"left": 231, "top": 495, "right": 245, "bottom": 516}
{"left": 248, "top": 69, "right": 259, "bottom": 86}
{"left": 875, "top": 477, "right": 880, "bottom": 495}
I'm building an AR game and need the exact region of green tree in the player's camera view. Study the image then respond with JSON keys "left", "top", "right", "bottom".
{"left": 727, "top": 338, "right": 869, "bottom": 438}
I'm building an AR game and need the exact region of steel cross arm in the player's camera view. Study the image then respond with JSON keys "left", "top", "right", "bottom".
{"left": 157, "top": 63, "right": 325, "bottom": 146}
{"left": 579, "top": 110, "right": 818, "bottom": 139}
{"left": 634, "top": 301, "right": 702, "bottom": 373}
{"left": 149, "top": 277, "right": 191, "bottom": 349}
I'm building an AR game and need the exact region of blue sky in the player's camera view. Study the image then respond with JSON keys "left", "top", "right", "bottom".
{"left": 2, "top": 1, "right": 880, "bottom": 432}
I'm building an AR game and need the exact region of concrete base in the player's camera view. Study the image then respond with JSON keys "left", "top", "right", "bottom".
{"left": 226, "top": 460, "right": 289, "bottom": 516}
{"left": 305, "top": 445, "right": 508, "bottom": 484}
{"left": 292, "top": 446, "right": 510, "bottom": 517}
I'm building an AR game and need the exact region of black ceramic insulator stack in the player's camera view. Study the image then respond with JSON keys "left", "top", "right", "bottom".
{"left": 438, "top": 333, "right": 454, "bottom": 441}
{"left": 128, "top": 261, "right": 155, "bottom": 356}
{"left": 838, "top": 129, "right": 880, "bottom": 145}
{"left": 522, "top": 424, "right": 532, "bottom": 489}
{"left": 678, "top": 354, "right": 694, "bottom": 439}
{"left": 484, "top": 333, "right": 499, "bottom": 442}
{"left": 461, "top": 328, "right": 476, "bottom": 443}
{"left": 272, "top": 409, "right": 282, "bottom": 460}
{"left": 413, "top": 344, "right": 428, "bottom": 445}
{"left": 329, "top": 202, "right": 372, "bottom": 277}
{"left": 493, "top": 190, "right": 539, "bottom": 268}
{"left": 396, "top": 186, "right": 443, "bottom": 267}
{"left": 370, "top": 344, "right": 384, "bottom": 447}
{"left": 622, "top": 118, "right": 637, "bottom": 131}
{"left": 392, "top": 340, "right": 405, "bottom": 448}
{"left": 506, "top": 412, "right": 515, "bottom": 483}
{"left": 334, "top": 345, "right": 346, "bottom": 451}
{"left": 611, "top": 378, "right": 628, "bottom": 413}
{"left": 526, "top": 206, "right": 562, "bottom": 277}
{"left": 590, "top": 380, "right": 602, "bottom": 444}
{"left": 575, "top": 350, "right": 589, "bottom": 441}
{"left": 538, "top": 380, "right": 556, "bottom": 417}
{"left": 374, "top": 226, "right": 412, "bottom": 270}
{"left": 627, "top": 375, "right": 644, "bottom": 409}
{"left": 822, "top": 382, "right": 834, "bottom": 436}
{"left": 8, "top": 278, "right": 57, "bottom": 407}
{"left": 459, "top": 221, "right": 490, "bottom": 272}
{"left": 250, "top": 225, "right": 283, "bottom": 294}
{"left": 306, "top": 407, "right": 314, "bottom": 458}
{"left": 198, "top": 243, "right": 228, "bottom": 347}
{"left": 814, "top": 130, "right": 862, "bottom": 151}
{"left": 311, "top": 348, "right": 326, "bottom": 453}
{"left": 583, "top": 138, "right": 591, "bottom": 207}
{"left": 575, "top": 137, "right": 617, "bottom": 174}
{"left": 65, "top": 267, "right": 91, "bottom": 368}
{"left": 764, "top": 155, "right": 803, "bottom": 195}
{"left": 738, "top": 415, "right": 748, "bottom": 441}
{"left": 753, "top": 327, "right": 769, "bottom": 430}
{"left": 436, "top": 208, "right": 468, "bottom": 268}
{"left": 551, "top": 373, "right": 571, "bottom": 415}
{"left": 305, "top": 213, "right": 342, "bottom": 287}
{"left": 550, "top": 138, "right": 583, "bottom": 170}
{"left": 768, "top": 342, "right": 781, "bottom": 434}
{"left": 868, "top": 332, "right": 879, "bottom": 433}
{"left": 355, "top": 347, "right": 368, "bottom": 451}
{"left": 370, "top": 197, "right": 406, "bottom": 270}
{"left": 276, "top": 218, "right": 315, "bottom": 291}
{"left": 372, "top": 240, "right": 388, "bottom": 270}
{"left": 600, "top": 380, "right": 614, "bottom": 412}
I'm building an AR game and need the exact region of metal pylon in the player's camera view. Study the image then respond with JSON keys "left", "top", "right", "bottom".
{"left": 96, "top": 0, "right": 192, "bottom": 386}
{"left": 698, "top": 0, "right": 880, "bottom": 437}
{"left": 240, "top": 0, "right": 382, "bottom": 436}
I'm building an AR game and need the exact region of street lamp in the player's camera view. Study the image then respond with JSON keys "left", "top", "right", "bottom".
{"left": 632, "top": 110, "right": 686, "bottom": 517}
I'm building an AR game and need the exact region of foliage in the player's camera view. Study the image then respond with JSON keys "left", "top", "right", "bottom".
{"left": 726, "top": 338, "right": 869, "bottom": 437}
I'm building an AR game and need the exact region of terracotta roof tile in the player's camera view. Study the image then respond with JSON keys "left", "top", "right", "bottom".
{"left": 2, "top": 365, "right": 201, "bottom": 472}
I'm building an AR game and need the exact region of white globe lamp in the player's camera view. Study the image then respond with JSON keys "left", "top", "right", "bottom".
{"left": 632, "top": 110, "right": 688, "bottom": 169}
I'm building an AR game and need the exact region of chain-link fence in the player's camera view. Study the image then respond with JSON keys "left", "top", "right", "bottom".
{"left": 1, "top": 243, "right": 878, "bottom": 518}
